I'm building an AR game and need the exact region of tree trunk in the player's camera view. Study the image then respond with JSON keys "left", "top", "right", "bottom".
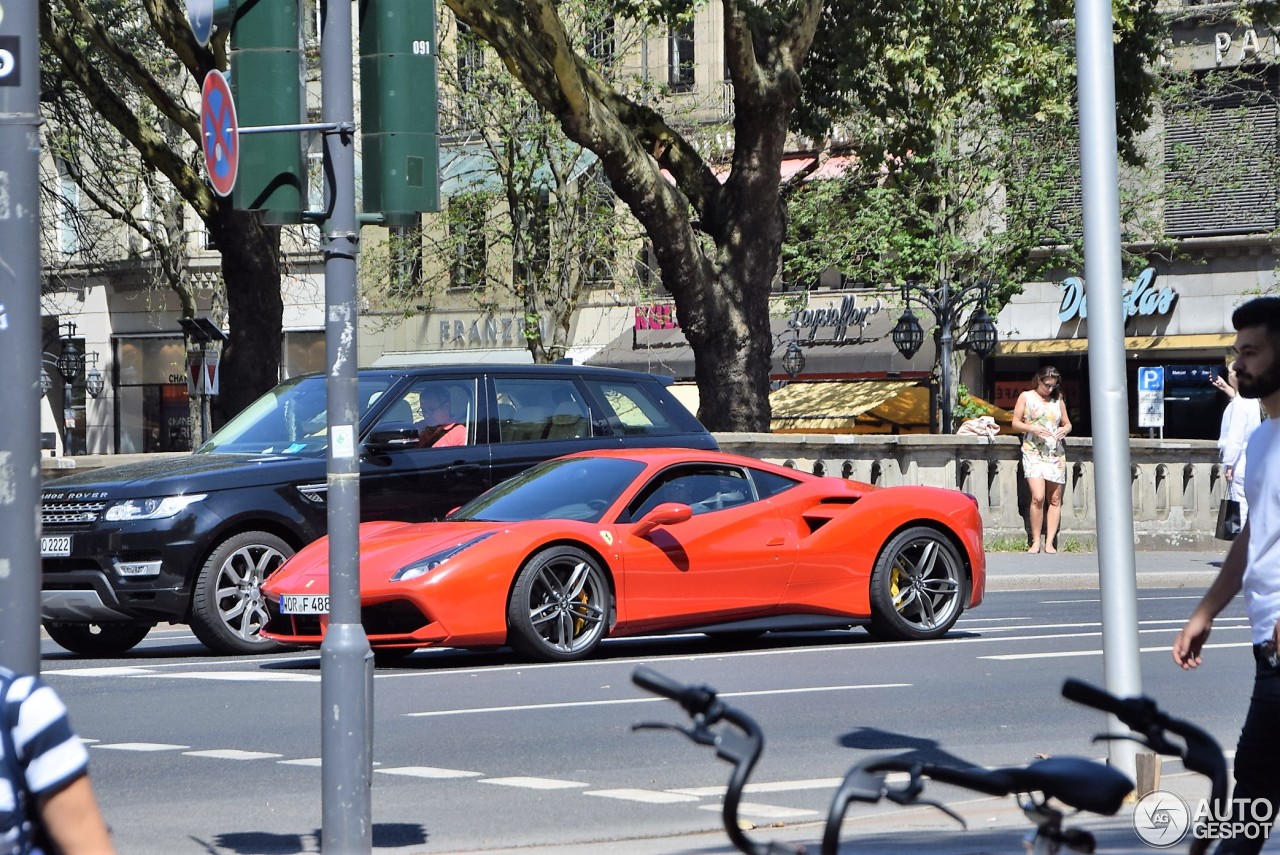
{"left": 208, "top": 209, "right": 284, "bottom": 426}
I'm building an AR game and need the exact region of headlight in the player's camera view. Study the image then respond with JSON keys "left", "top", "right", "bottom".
{"left": 104, "top": 494, "right": 207, "bottom": 521}
{"left": 392, "top": 532, "right": 497, "bottom": 582}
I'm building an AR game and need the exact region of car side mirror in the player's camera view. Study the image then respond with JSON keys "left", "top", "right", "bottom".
{"left": 364, "top": 426, "right": 419, "bottom": 453}
{"left": 631, "top": 502, "right": 693, "bottom": 537}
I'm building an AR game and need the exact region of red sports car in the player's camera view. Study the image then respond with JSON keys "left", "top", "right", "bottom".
{"left": 261, "top": 449, "right": 985, "bottom": 662}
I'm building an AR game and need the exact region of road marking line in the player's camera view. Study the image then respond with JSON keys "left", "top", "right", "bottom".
{"left": 586, "top": 789, "right": 701, "bottom": 804}
{"left": 93, "top": 742, "right": 189, "bottom": 752}
{"left": 44, "top": 666, "right": 158, "bottom": 677}
{"left": 376, "top": 766, "right": 483, "bottom": 779}
{"left": 147, "top": 671, "right": 322, "bottom": 682}
{"left": 981, "top": 641, "right": 1254, "bottom": 661}
{"left": 673, "top": 778, "right": 844, "bottom": 797}
{"left": 183, "top": 749, "right": 283, "bottom": 760}
{"left": 479, "top": 776, "right": 587, "bottom": 790}
{"left": 700, "top": 802, "right": 819, "bottom": 819}
{"left": 405, "top": 683, "right": 909, "bottom": 718}
{"left": 279, "top": 758, "right": 323, "bottom": 767}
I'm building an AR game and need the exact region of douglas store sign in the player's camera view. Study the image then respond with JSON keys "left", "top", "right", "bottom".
{"left": 1057, "top": 267, "right": 1177, "bottom": 323}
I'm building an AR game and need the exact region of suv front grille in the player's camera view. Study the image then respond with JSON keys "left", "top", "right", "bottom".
{"left": 42, "top": 499, "right": 108, "bottom": 526}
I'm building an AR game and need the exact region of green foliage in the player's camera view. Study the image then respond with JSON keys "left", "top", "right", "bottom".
{"left": 953, "top": 384, "right": 988, "bottom": 422}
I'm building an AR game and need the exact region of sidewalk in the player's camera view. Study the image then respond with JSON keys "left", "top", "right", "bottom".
{"left": 983, "top": 548, "right": 1223, "bottom": 593}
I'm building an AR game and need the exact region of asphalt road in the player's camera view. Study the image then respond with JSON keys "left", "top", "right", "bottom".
{"left": 36, "top": 580, "right": 1267, "bottom": 855}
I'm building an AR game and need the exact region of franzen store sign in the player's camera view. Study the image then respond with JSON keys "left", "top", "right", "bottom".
{"left": 1057, "top": 267, "right": 1177, "bottom": 323}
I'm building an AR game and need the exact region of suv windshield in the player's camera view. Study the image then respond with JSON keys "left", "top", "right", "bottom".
{"left": 452, "top": 457, "right": 646, "bottom": 523}
{"left": 197, "top": 375, "right": 395, "bottom": 456}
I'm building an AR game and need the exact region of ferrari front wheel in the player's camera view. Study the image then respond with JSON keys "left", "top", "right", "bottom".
{"left": 867, "top": 526, "right": 965, "bottom": 641}
{"left": 507, "top": 546, "right": 610, "bottom": 662}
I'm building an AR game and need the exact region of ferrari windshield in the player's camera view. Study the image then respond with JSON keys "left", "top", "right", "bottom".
{"left": 452, "top": 457, "right": 646, "bottom": 523}
{"left": 196, "top": 375, "right": 395, "bottom": 456}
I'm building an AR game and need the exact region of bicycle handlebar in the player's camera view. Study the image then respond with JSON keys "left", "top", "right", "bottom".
{"left": 631, "top": 667, "right": 801, "bottom": 855}
{"left": 1061, "top": 678, "right": 1228, "bottom": 808}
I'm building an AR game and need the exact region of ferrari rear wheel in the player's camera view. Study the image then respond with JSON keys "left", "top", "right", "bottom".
{"left": 507, "top": 546, "right": 610, "bottom": 662}
{"left": 867, "top": 526, "right": 965, "bottom": 641}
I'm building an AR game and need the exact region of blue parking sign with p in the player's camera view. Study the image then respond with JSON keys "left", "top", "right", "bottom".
{"left": 1139, "top": 366, "right": 1164, "bottom": 392}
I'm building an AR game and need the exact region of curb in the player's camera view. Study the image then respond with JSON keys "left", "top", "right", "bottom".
{"left": 987, "top": 570, "right": 1219, "bottom": 592}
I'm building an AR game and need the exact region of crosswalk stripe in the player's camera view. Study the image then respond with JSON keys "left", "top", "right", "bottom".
{"left": 585, "top": 789, "right": 700, "bottom": 804}
{"left": 377, "top": 766, "right": 483, "bottom": 779}
{"left": 93, "top": 742, "right": 189, "bottom": 752}
{"left": 183, "top": 749, "right": 283, "bottom": 760}
{"left": 981, "top": 641, "right": 1253, "bottom": 661}
{"left": 479, "top": 776, "right": 587, "bottom": 790}
{"left": 700, "top": 802, "right": 820, "bottom": 819}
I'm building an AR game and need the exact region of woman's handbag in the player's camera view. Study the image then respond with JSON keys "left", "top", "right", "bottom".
{"left": 1216, "top": 499, "right": 1243, "bottom": 541}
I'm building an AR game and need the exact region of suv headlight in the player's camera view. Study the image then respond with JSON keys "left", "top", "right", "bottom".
{"left": 392, "top": 532, "right": 497, "bottom": 582}
{"left": 104, "top": 494, "right": 207, "bottom": 522}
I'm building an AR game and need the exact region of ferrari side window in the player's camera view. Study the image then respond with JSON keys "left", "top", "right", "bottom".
{"left": 749, "top": 468, "right": 801, "bottom": 498}
{"left": 627, "top": 466, "right": 752, "bottom": 520}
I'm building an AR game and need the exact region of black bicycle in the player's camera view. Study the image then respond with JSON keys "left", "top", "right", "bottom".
{"left": 632, "top": 666, "right": 1134, "bottom": 855}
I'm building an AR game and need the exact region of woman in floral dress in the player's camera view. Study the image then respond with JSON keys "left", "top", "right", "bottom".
{"left": 1011, "top": 366, "right": 1072, "bottom": 553}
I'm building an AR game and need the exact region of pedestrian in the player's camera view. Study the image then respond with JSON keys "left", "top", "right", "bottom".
{"left": 1, "top": 665, "right": 115, "bottom": 854}
{"left": 1011, "top": 365, "right": 1072, "bottom": 554}
{"left": 1215, "top": 366, "right": 1263, "bottom": 530}
{"left": 1173, "top": 295, "right": 1280, "bottom": 854}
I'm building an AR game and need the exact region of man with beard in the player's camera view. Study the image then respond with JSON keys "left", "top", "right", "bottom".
{"left": 1174, "top": 295, "right": 1280, "bottom": 854}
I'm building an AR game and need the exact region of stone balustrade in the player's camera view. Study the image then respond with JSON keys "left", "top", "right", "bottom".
{"left": 715, "top": 433, "right": 1226, "bottom": 551}
{"left": 42, "top": 434, "right": 1227, "bottom": 550}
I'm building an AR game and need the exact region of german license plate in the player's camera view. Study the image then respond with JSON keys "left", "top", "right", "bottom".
{"left": 281, "top": 594, "right": 329, "bottom": 615}
{"left": 40, "top": 536, "right": 72, "bottom": 558}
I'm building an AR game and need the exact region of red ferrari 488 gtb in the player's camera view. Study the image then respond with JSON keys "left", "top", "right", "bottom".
{"left": 262, "top": 448, "right": 985, "bottom": 661}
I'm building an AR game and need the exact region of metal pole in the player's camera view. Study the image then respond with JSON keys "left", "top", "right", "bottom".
{"left": 0, "top": 2, "right": 44, "bottom": 676}
{"left": 939, "top": 281, "right": 954, "bottom": 435}
{"left": 1075, "top": 0, "right": 1142, "bottom": 778}
{"left": 319, "top": 0, "right": 373, "bottom": 850}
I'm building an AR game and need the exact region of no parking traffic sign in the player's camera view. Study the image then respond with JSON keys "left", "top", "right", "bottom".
{"left": 200, "top": 70, "right": 238, "bottom": 197}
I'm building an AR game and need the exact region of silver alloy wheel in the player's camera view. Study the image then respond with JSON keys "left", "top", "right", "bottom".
{"left": 527, "top": 557, "right": 606, "bottom": 653}
{"left": 214, "top": 542, "right": 284, "bottom": 642}
{"left": 886, "top": 535, "right": 963, "bottom": 632}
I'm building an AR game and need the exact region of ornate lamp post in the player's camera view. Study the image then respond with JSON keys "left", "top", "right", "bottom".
{"left": 891, "top": 280, "right": 999, "bottom": 434}
{"left": 40, "top": 322, "right": 105, "bottom": 455}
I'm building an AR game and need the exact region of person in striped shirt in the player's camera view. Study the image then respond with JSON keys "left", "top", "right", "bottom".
{"left": 1, "top": 667, "right": 114, "bottom": 854}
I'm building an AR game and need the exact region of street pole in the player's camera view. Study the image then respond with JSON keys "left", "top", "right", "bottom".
{"left": 0, "top": 2, "right": 44, "bottom": 676}
{"left": 938, "top": 280, "right": 955, "bottom": 435}
{"left": 318, "top": 0, "right": 373, "bottom": 850}
{"left": 1075, "top": 0, "right": 1142, "bottom": 778}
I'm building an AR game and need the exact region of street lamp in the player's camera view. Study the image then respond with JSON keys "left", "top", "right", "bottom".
{"left": 891, "top": 280, "right": 999, "bottom": 434}
{"left": 783, "top": 338, "right": 806, "bottom": 379}
{"left": 40, "top": 321, "right": 104, "bottom": 455}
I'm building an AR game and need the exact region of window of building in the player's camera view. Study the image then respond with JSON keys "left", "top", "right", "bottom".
{"left": 1164, "top": 69, "right": 1278, "bottom": 237}
{"left": 54, "top": 157, "right": 81, "bottom": 256}
{"left": 587, "top": 17, "right": 615, "bottom": 64}
{"left": 668, "top": 22, "right": 695, "bottom": 91}
{"left": 448, "top": 192, "right": 488, "bottom": 289}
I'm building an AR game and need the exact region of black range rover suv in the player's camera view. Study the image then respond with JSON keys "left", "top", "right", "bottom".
{"left": 40, "top": 364, "right": 716, "bottom": 656}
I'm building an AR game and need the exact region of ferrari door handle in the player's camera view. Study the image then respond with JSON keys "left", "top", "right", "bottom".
{"left": 766, "top": 537, "right": 785, "bottom": 547}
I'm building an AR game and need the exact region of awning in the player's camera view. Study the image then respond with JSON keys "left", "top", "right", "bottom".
{"left": 997, "top": 333, "right": 1234, "bottom": 355}
{"left": 769, "top": 382, "right": 1013, "bottom": 434}
{"left": 769, "top": 380, "right": 917, "bottom": 432}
